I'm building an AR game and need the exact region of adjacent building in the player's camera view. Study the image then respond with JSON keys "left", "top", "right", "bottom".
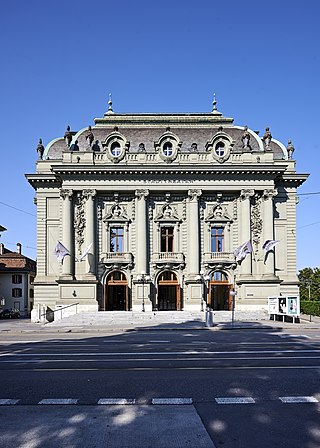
{"left": 0, "top": 243, "right": 36, "bottom": 315}
{"left": 26, "top": 99, "right": 308, "bottom": 322}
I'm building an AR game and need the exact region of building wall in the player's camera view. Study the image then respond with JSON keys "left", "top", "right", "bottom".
{"left": 27, "top": 110, "right": 308, "bottom": 320}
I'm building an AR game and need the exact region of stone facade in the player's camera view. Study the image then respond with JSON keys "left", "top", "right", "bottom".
{"left": 26, "top": 103, "right": 308, "bottom": 322}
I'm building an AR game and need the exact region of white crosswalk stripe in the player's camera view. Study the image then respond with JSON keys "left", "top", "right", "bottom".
{"left": 0, "top": 399, "right": 19, "bottom": 405}
{"left": 215, "top": 397, "right": 255, "bottom": 404}
{"left": 279, "top": 396, "right": 319, "bottom": 403}
{"left": 38, "top": 399, "right": 78, "bottom": 405}
{"left": 98, "top": 398, "right": 136, "bottom": 405}
{"left": 152, "top": 398, "right": 193, "bottom": 405}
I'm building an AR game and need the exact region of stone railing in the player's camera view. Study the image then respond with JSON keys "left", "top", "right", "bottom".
{"left": 203, "top": 252, "right": 235, "bottom": 263}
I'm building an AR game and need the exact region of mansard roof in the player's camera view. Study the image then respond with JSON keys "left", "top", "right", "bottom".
{"left": 42, "top": 109, "right": 290, "bottom": 161}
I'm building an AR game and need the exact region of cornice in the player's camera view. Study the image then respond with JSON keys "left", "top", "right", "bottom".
{"left": 51, "top": 165, "right": 286, "bottom": 177}
{"left": 94, "top": 113, "right": 234, "bottom": 127}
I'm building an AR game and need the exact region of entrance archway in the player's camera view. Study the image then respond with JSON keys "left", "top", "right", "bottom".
{"left": 105, "top": 271, "right": 129, "bottom": 311}
{"left": 157, "top": 271, "right": 181, "bottom": 311}
{"left": 208, "top": 271, "right": 232, "bottom": 311}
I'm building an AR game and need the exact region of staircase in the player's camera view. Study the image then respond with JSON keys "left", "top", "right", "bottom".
{"left": 45, "top": 309, "right": 269, "bottom": 328}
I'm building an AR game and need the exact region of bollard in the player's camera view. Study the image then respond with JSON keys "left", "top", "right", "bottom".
{"left": 205, "top": 308, "right": 214, "bottom": 327}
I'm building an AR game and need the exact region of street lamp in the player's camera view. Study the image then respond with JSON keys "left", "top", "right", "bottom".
{"left": 196, "top": 270, "right": 210, "bottom": 311}
{"left": 137, "top": 271, "right": 151, "bottom": 312}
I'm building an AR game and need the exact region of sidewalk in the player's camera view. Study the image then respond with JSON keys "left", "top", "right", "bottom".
{"left": 0, "top": 313, "right": 320, "bottom": 333}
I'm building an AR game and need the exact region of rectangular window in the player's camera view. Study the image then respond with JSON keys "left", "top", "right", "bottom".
{"left": 161, "top": 226, "right": 174, "bottom": 252}
{"left": 110, "top": 227, "right": 124, "bottom": 253}
{"left": 12, "top": 274, "right": 22, "bottom": 284}
{"left": 211, "top": 227, "right": 224, "bottom": 252}
{"left": 12, "top": 288, "right": 22, "bottom": 298}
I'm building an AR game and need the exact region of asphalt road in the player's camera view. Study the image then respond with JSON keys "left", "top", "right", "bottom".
{"left": 0, "top": 326, "right": 319, "bottom": 447}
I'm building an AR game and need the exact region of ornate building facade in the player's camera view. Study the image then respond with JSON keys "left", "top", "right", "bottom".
{"left": 26, "top": 99, "right": 308, "bottom": 321}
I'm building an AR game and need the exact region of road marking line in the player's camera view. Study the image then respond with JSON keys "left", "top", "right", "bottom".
{"left": 98, "top": 398, "right": 136, "bottom": 405}
{"left": 279, "top": 396, "right": 318, "bottom": 403}
{"left": 38, "top": 399, "right": 78, "bottom": 405}
{"left": 152, "top": 398, "right": 193, "bottom": 405}
{"left": 0, "top": 399, "right": 19, "bottom": 405}
{"left": 215, "top": 397, "right": 255, "bottom": 404}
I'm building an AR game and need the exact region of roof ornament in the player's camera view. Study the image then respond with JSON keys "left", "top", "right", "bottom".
{"left": 36, "top": 138, "right": 45, "bottom": 159}
{"left": 287, "top": 139, "right": 295, "bottom": 159}
{"left": 241, "top": 126, "right": 251, "bottom": 149}
{"left": 262, "top": 127, "right": 272, "bottom": 150}
{"left": 86, "top": 125, "right": 94, "bottom": 147}
{"left": 64, "top": 125, "right": 73, "bottom": 147}
{"left": 212, "top": 93, "right": 217, "bottom": 112}
{"left": 107, "top": 93, "right": 114, "bottom": 114}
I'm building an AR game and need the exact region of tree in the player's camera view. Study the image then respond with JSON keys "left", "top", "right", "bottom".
{"left": 298, "top": 268, "right": 320, "bottom": 301}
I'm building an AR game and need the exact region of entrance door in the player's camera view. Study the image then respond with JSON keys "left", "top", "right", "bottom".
{"left": 208, "top": 271, "right": 232, "bottom": 311}
{"left": 157, "top": 271, "right": 180, "bottom": 311}
{"left": 105, "top": 271, "right": 129, "bottom": 311}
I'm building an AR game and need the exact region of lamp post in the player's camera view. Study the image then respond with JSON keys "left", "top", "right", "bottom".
{"left": 230, "top": 274, "right": 237, "bottom": 327}
{"left": 137, "top": 271, "right": 151, "bottom": 312}
{"left": 196, "top": 270, "right": 210, "bottom": 312}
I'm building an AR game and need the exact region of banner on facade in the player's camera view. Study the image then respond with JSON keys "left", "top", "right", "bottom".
{"left": 234, "top": 240, "right": 253, "bottom": 262}
{"left": 53, "top": 241, "right": 70, "bottom": 263}
{"left": 262, "top": 240, "right": 279, "bottom": 252}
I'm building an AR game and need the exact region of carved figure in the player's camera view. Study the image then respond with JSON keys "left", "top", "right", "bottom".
{"left": 287, "top": 139, "right": 295, "bottom": 159}
{"left": 36, "top": 138, "right": 45, "bottom": 159}
{"left": 138, "top": 143, "right": 146, "bottom": 152}
{"left": 64, "top": 125, "right": 72, "bottom": 147}
{"left": 241, "top": 126, "right": 251, "bottom": 149}
{"left": 86, "top": 126, "right": 94, "bottom": 147}
{"left": 191, "top": 143, "right": 197, "bottom": 152}
{"left": 262, "top": 127, "right": 272, "bottom": 148}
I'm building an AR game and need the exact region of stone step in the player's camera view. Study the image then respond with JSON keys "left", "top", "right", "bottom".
{"left": 45, "top": 310, "right": 268, "bottom": 327}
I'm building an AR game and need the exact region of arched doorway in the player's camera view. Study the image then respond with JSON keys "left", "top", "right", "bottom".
{"left": 157, "top": 271, "right": 181, "bottom": 311}
{"left": 208, "top": 271, "right": 232, "bottom": 311}
{"left": 105, "top": 271, "right": 129, "bottom": 311}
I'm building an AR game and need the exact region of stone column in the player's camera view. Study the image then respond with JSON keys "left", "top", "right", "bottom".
{"left": 83, "top": 189, "right": 97, "bottom": 277}
{"left": 60, "top": 189, "right": 74, "bottom": 278}
{"left": 239, "top": 189, "right": 254, "bottom": 277}
{"left": 188, "top": 189, "right": 202, "bottom": 277}
{"left": 135, "top": 189, "right": 149, "bottom": 275}
{"left": 262, "top": 189, "right": 277, "bottom": 278}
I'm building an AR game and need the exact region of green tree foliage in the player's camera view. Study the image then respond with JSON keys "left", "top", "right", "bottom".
{"left": 298, "top": 267, "right": 320, "bottom": 301}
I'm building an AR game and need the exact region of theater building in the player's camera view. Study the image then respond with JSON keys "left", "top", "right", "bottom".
{"left": 26, "top": 98, "right": 308, "bottom": 321}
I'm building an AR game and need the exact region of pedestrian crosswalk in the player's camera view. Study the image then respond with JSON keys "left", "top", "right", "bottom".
{"left": 0, "top": 396, "right": 319, "bottom": 405}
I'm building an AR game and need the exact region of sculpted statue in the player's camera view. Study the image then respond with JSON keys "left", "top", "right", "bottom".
{"left": 138, "top": 143, "right": 146, "bottom": 152}
{"left": 241, "top": 126, "right": 251, "bottom": 149}
{"left": 287, "top": 139, "right": 295, "bottom": 159}
{"left": 262, "top": 127, "right": 272, "bottom": 148}
{"left": 86, "top": 126, "right": 94, "bottom": 147}
{"left": 36, "top": 138, "right": 45, "bottom": 159}
{"left": 64, "top": 125, "right": 73, "bottom": 147}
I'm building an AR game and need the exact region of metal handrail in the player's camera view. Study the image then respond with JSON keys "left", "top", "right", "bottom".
{"left": 40, "top": 302, "right": 79, "bottom": 318}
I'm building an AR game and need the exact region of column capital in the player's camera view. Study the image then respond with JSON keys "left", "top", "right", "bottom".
{"left": 240, "top": 189, "right": 254, "bottom": 201}
{"left": 188, "top": 189, "right": 202, "bottom": 201}
{"left": 83, "top": 189, "right": 97, "bottom": 200}
{"left": 135, "top": 189, "right": 149, "bottom": 200}
{"left": 262, "top": 189, "right": 278, "bottom": 200}
{"left": 60, "top": 189, "right": 73, "bottom": 200}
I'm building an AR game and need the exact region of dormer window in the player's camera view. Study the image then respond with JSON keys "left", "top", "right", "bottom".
{"left": 110, "top": 141, "right": 122, "bottom": 157}
{"left": 102, "top": 131, "right": 130, "bottom": 163}
{"left": 163, "top": 142, "right": 173, "bottom": 157}
{"left": 215, "top": 142, "right": 225, "bottom": 157}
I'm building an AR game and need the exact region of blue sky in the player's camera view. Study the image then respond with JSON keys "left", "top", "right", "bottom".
{"left": 0, "top": 0, "right": 319, "bottom": 270}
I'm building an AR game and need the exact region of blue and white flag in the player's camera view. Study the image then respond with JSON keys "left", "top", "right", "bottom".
{"left": 79, "top": 243, "right": 93, "bottom": 261}
{"left": 234, "top": 240, "right": 253, "bottom": 262}
{"left": 53, "top": 241, "right": 70, "bottom": 263}
{"left": 262, "top": 240, "right": 279, "bottom": 252}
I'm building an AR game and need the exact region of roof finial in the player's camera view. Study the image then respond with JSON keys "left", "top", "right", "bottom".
{"left": 107, "top": 93, "right": 114, "bottom": 114}
{"left": 212, "top": 93, "right": 217, "bottom": 111}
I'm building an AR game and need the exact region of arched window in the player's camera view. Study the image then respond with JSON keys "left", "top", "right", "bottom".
{"left": 213, "top": 271, "right": 228, "bottom": 282}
